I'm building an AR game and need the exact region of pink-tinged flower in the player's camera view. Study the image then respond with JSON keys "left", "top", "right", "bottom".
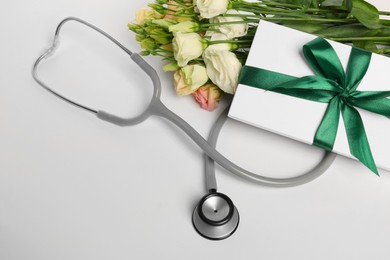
{"left": 165, "top": 1, "right": 193, "bottom": 21}
{"left": 173, "top": 64, "right": 209, "bottom": 95}
{"left": 193, "top": 84, "right": 223, "bottom": 111}
{"left": 135, "top": 8, "right": 163, "bottom": 25}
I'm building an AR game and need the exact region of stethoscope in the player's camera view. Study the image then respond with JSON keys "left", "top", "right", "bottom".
{"left": 32, "top": 17, "right": 336, "bottom": 240}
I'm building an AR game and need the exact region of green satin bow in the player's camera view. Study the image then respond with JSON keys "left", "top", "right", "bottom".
{"left": 239, "top": 37, "right": 390, "bottom": 175}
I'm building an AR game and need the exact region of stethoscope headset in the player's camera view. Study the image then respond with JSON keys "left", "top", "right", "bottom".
{"left": 32, "top": 17, "right": 336, "bottom": 240}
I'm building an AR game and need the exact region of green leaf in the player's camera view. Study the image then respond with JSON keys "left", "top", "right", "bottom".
{"left": 350, "top": 0, "right": 381, "bottom": 29}
{"left": 273, "top": 0, "right": 318, "bottom": 8}
{"left": 352, "top": 41, "right": 378, "bottom": 51}
{"left": 321, "top": 0, "right": 344, "bottom": 7}
{"left": 316, "top": 24, "right": 380, "bottom": 38}
{"left": 344, "top": 0, "right": 352, "bottom": 11}
{"left": 283, "top": 22, "right": 328, "bottom": 33}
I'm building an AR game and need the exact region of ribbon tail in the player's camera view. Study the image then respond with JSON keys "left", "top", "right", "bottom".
{"left": 342, "top": 102, "right": 379, "bottom": 175}
{"left": 313, "top": 96, "right": 340, "bottom": 151}
{"left": 351, "top": 96, "right": 390, "bottom": 118}
{"left": 351, "top": 90, "right": 390, "bottom": 101}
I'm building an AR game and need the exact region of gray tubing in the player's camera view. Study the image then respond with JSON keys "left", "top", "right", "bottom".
{"left": 32, "top": 17, "right": 138, "bottom": 115}
{"left": 204, "top": 107, "right": 337, "bottom": 189}
{"left": 96, "top": 53, "right": 160, "bottom": 126}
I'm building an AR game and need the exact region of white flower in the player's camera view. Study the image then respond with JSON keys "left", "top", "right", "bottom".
{"left": 195, "top": 0, "right": 229, "bottom": 19}
{"left": 181, "top": 64, "right": 209, "bottom": 90}
{"left": 203, "top": 48, "right": 242, "bottom": 94}
{"left": 174, "top": 64, "right": 209, "bottom": 95}
{"left": 172, "top": 32, "right": 204, "bottom": 67}
{"left": 206, "top": 32, "right": 233, "bottom": 51}
{"left": 210, "top": 10, "right": 248, "bottom": 38}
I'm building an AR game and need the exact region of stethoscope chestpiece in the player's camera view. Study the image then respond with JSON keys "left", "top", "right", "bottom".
{"left": 192, "top": 192, "right": 239, "bottom": 240}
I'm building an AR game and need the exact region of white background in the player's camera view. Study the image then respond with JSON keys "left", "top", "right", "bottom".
{"left": 1, "top": 1, "right": 390, "bottom": 259}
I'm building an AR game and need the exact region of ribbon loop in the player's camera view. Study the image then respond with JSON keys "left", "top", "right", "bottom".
{"left": 303, "top": 37, "right": 345, "bottom": 86}
{"left": 345, "top": 47, "right": 372, "bottom": 92}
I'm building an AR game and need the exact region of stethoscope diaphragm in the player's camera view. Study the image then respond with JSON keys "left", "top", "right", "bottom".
{"left": 192, "top": 193, "right": 239, "bottom": 240}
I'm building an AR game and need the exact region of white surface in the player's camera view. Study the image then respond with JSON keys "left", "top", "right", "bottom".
{"left": 229, "top": 20, "right": 390, "bottom": 170}
{"left": 1, "top": 1, "right": 390, "bottom": 260}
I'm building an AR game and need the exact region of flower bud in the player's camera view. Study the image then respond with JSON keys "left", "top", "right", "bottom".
{"left": 140, "top": 38, "right": 160, "bottom": 51}
{"left": 163, "top": 62, "right": 180, "bottom": 72}
{"left": 148, "top": 4, "right": 166, "bottom": 14}
{"left": 169, "top": 21, "right": 200, "bottom": 33}
{"left": 144, "top": 27, "right": 172, "bottom": 44}
{"left": 128, "top": 23, "right": 142, "bottom": 32}
{"left": 140, "top": 50, "right": 151, "bottom": 56}
{"left": 193, "top": 83, "right": 223, "bottom": 111}
{"left": 152, "top": 18, "right": 178, "bottom": 29}
{"left": 135, "top": 33, "right": 147, "bottom": 42}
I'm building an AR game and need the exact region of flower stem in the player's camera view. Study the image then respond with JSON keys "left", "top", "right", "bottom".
{"left": 377, "top": 49, "right": 390, "bottom": 54}
{"left": 328, "top": 36, "right": 390, "bottom": 41}
{"left": 156, "top": 48, "right": 173, "bottom": 53}
{"left": 209, "top": 39, "right": 253, "bottom": 45}
{"left": 261, "top": 16, "right": 356, "bottom": 23}
{"left": 232, "top": 0, "right": 300, "bottom": 10}
{"left": 201, "top": 20, "right": 256, "bottom": 28}
{"left": 222, "top": 13, "right": 263, "bottom": 19}
{"left": 164, "top": 8, "right": 197, "bottom": 17}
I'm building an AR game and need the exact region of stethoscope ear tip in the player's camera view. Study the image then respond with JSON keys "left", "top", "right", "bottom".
{"left": 192, "top": 192, "right": 239, "bottom": 240}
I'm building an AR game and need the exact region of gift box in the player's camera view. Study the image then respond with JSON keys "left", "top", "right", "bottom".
{"left": 228, "top": 21, "right": 390, "bottom": 173}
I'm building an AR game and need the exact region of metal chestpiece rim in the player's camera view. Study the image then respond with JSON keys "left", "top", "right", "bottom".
{"left": 192, "top": 192, "right": 239, "bottom": 240}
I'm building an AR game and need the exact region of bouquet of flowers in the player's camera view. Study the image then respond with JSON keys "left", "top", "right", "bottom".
{"left": 128, "top": 0, "right": 390, "bottom": 111}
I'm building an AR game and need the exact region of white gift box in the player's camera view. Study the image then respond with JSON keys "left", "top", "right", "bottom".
{"left": 228, "top": 20, "right": 390, "bottom": 171}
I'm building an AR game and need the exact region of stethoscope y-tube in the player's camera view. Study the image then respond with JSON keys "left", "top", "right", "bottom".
{"left": 32, "top": 17, "right": 336, "bottom": 240}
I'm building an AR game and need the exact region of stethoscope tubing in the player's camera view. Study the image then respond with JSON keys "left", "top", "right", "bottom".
{"left": 205, "top": 107, "right": 336, "bottom": 190}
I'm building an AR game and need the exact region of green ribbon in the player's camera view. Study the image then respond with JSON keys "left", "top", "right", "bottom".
{"left": 239, "top": 37, "right": 390, "bottom": 175}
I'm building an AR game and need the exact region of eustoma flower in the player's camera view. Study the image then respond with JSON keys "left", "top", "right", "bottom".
{"left": 135, "top": 7, "right": 164, "bottom": 25}
{"left": 174, "top": 64, "right": 209, "bottom": 95}
{"left": 203, "top": 48, "right": 242, "bottom": 94}
{"left": 205, "top": 32, "right": 237, "bottom": 51}
{"left": 172, "top": 32, "right": 205, "bottom": 67}
{"left": 193, "top": 83, "right": 223, "bottom": 111}
{"left": 209, "top": 10, "right": 248, "bottom": 38}
{"left": 195, "top": 0, "right": 229, "bottom": 19}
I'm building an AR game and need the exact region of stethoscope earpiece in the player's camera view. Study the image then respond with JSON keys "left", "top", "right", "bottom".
{"left": 192, "top": 192, "right": 239, "bottom": 240}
